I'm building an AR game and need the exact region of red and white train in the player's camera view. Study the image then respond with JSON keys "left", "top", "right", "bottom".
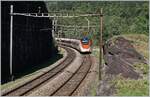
{"left": 55, "top": 37, "right": 92, "bottom": 53}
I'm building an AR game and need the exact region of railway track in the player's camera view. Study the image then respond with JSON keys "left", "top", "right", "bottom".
{"left": 2, "top": 46, "right": 76, "bottom": 96}
{"left": 51, "top": 54, "right": 92, "bottom": 96}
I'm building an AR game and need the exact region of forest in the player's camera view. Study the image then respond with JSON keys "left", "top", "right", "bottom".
{"left": 46, "top": 1, "right": 149, "bottom": 45}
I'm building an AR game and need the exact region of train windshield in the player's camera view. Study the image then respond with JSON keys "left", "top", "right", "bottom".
{"left": 81, "top": 37, "right": 89, "bottom": 44}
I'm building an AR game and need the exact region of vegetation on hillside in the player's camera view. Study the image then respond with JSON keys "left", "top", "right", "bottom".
{"left": 112, "top": 75, "right": 149, "bottom": 96}
{"left": 45, "top": 1, "right": 149, "bottom": 46}
{"left": 111, "top": 34, "right": 149, "bottom": 96}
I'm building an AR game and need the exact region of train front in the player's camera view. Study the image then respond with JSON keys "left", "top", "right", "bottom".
{"left": 80, "top": 37, "right": 92, "bottom": 53}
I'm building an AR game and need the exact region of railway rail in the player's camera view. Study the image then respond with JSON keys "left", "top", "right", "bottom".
{"left": 51, "top": 55, "right": 92, "bottom": 96}
{"left": 2, "top": 46, "right": 76, "bottom": 96}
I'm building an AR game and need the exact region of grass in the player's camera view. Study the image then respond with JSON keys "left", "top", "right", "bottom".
{"left": 112, "top": 63, "right": 149, "bottom": 96}
{"left": 112, "top": 75, "right": 149, "bottom": 96}
{"left": 133, "top": 63, "right": 149, "bottom": 76}
{"left": 91, "top": 47, "right": 99, "bottom": 58}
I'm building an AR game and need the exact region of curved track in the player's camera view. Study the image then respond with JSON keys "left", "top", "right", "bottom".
{"left": 2, "top": 46, "right": 76, "bottom": 96}
{"left": 51, "top": 54, "right": 92, "bottom": 96}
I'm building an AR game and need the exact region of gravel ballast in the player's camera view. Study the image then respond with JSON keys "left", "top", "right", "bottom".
{"left": 1, "top": 47, "right": 68, "bottom": 95}
{"left": 28, "top": 47, "right": 82, "bottom": 96}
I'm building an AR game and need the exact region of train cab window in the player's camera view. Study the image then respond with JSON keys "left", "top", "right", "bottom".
{"left": 81, "top": 37, "right": 89, "bottom": 45}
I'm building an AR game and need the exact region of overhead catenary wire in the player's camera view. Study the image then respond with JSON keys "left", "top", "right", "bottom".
{"left": 10, "top": 12, "right": 101, "bottom": 18}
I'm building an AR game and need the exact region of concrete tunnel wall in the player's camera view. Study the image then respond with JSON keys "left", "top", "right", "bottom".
{"left": 1, "top": 1, "right": 58, "bottom": 83}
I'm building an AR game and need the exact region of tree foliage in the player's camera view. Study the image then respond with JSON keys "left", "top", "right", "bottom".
{"left": 45, "top": 1, "right": 149, "bottom": 46}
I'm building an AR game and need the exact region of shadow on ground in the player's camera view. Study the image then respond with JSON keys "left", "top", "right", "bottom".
{"left": 2, "top": 54, "right": 63, "bottom": 84}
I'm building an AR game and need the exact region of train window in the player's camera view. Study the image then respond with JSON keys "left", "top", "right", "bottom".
{"left": 81, "top": 37, "right": 89, "bottom": 45}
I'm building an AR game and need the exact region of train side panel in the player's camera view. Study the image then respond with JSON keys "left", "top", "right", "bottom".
{"left": 55, "top": 38, "right": 91, "bottom": 53}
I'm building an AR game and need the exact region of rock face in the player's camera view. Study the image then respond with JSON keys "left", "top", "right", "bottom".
{"left": 1, "top": 1, "right": 57, "bottom": 83}
{"left": 96, "top": 36, "right": 148, "bottom": 96}
{"left": 103, "top": 37, "right": 147, "bottom": 79}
